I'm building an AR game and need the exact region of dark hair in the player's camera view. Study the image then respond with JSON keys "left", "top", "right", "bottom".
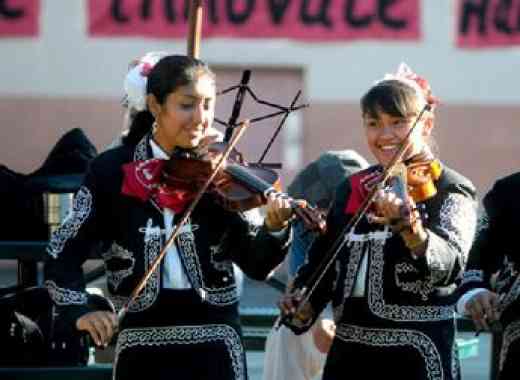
{"left": 361, "top": 79, "right": 439, "bottom": 156}
{"left": 123, "top": 55, "right": 215, "bottom": 146}
{"left": 361, "top": 80, "right": 427, "bottom": 119}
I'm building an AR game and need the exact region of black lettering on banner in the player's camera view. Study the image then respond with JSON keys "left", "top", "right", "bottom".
{"left": 140, "top": 0, "right": 176, "bottom": 22}
{"left": 141, "top": 0, "right": 152, "bottom": 19}
{"left": 517, "top": 1, "right": 520, "bottom": 31}
{"left": 459, "top": 0, "right": 489, "bottom": 35}
{"left": 163, "top": 0, "right": 175, "bottom": 22}
{"left": 493, "top": 0, "right": 513, "bottom": 34}
{"left": 378, "top": 0, "right": 407, "bottom": 29}
{"left": 227, "top": 0, "right": 255, "bottom": 24}
{"left": 183, "top": 0, "right": 190, "bottom": 21}
{"left": 344, "top": 0, "right": 373, "bottom": 28}
{"left": 300, "top": 0, "right": 332, "bottom": 27}
{"left": 0, "top": 0, "right": 24, "bottom": 19}
{"left": 208, "top": 0, "right": 220, "bottom": 24}
{"left": 111, "top": 0, "right": 130, "bottom": 22}
{"left": 268, "top": 0, "right": 291, "bottom": 24}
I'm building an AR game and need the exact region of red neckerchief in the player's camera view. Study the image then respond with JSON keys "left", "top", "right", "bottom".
{"left": 121, "top": 159, "right": 194, "bottom": 213}
{"left": 344, "top": 167, "right": 382, "bottom": 215}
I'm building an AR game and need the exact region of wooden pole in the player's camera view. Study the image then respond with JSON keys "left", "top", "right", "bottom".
{"left": 187, "top": 0, "right": 203, "bottom": 58}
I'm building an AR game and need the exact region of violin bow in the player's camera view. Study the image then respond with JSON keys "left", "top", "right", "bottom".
{"left": 276, "top": 103, "right": 432, "bottom": 328}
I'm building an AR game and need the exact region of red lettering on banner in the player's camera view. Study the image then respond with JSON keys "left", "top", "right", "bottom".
{"left": 88, "top": 0, "right": 420, "bottom": 41}
{"left": 0, "top": 0, "right": 39, "bottom": 36}
{"left": 458, "top": 0, "right": 520, "bottom": 48}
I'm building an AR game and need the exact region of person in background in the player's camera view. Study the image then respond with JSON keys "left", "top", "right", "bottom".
{"left": 45, "top": 55, "right": 295, "bottom": 380}
{"left": 263, "top": 150, "right": 368, "bottom": 380}
{"left": 456, "top": 173, "right": 520, "bottom": 380}
{"left": 279, "top": 63, "right": 477, "bottom": 380}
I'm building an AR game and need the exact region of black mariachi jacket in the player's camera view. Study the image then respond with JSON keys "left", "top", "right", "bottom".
{"left": 457, "top": 173, "right": 520, "bottom": 365}
{"left": 288, "top": 164, "right": 477, "bottom": 332}
{"left": 44, "top": 134, "right": 291, "bottom": 327}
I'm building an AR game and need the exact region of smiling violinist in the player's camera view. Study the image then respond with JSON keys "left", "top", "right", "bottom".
{"left": 44, "top": 55, "right": 295, "bottom": 380}
{"left": 278, "top": 63, "right": 478, "bottom": 380}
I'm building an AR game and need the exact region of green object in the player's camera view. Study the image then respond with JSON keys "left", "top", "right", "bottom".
{"left": 456, "top": 337, "right": 479, "bottom": 359}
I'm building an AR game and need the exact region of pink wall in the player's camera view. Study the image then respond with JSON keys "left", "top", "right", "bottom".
{"left": 304, "top": 103, "right": 520, "bottom": 195}
{"left": 1, "top": 82, "right": 518, "bottom": 196}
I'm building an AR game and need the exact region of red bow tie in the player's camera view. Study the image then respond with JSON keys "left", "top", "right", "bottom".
{"left": 344, "top": 169, "right": 382, "bottom": 215}
{"left": 121, "top": 159, "right": 194, "bottom": 213}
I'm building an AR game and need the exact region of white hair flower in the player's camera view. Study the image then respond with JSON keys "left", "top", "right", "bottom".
{"left": 375, "top": 62, "right": 439, "bottom": 108}
{"left": 122, "top": 51, "right": 169, "bottom": 112}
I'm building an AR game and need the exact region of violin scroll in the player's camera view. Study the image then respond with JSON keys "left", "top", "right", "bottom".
{"left": 292, "top": 202, "right": 327, "bottom": 235}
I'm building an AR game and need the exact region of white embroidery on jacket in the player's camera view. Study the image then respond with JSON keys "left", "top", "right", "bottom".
{"left": 102, "top": 242, "right": 136, "bottom": 291}
{"left": 494, "top": 257, "right": 517, "bottom": 294}
{"left": 394, "top": 262, "right": 433, "bottom": 301}
{"left": 476, "top": 209, "right": 489, "bottom": 233}
{"left": 133, "top": 134, "right": 149, "bottom": 161}
{"left": 425, "top": 194, "right": 476, "bottom": 275}
{"left": 335, "top": 324, "right": 444, "bottom": 380}
{"left": 210, "top": 243, "right": 234, "bottom": 277}
{"left": 368, "top": 232, "right": 455, "bottom": 321}
{"left": 111, "top": 219, "right": 160, "bottom": 312}
{"left": 47, "top": 186, "right": 92, "bottom": 259}
{"left": 176, "top": 219, "right": 238, "bottom": 306}
{"left": 500, "top": 319, "right": 520, "bottom": 372}
{"left": 114, "top": 324, "right": 245, "bottom": 380}
{"left": 333, "top": 239, "right": 365, "bottom": 322}
{"left": 498, "top": 275, "right": 520, "bottom": 314}
{"left": 45, "top": 280, "right": 88, "bottom": 305}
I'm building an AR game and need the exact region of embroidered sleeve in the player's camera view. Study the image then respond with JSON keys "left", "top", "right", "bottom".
{"left": 423, "top": 193, "right": 477, "bottom": 285}
{"left": 458, "top": 210, "right": 490, "bottom": 291}
{"left": 459, "top": 180, "right": 510, "bottom": 294}
{"left": 44, "top": 164, "right": 107, "bottom": 327}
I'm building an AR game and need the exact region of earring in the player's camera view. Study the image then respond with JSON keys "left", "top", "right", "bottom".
{"left": 152, "top": 120, "right": 158, "bottom": 133}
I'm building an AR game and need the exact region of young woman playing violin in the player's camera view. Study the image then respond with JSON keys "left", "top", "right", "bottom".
{"left": 44, "top": 55, "right": 295, "bottom": 380}
{"left": 279, "top": 63, "right": 477, "bottom": 380}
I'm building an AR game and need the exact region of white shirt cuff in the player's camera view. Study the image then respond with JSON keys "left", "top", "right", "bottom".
{"left": 268, "top": 225, "right": 289, "bottom": 238}
{"left": 456, "top": 288, "right": 488, "bottom": 315}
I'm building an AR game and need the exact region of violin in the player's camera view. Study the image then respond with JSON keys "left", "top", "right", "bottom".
{"left": 162, "top": 142, "right": 327, "bottom": 235}
{"left": 404, "top": 157, "right": 442, "bottom": 203}
{"left": 376, "top": 155, "right": 441, "bottom": 236}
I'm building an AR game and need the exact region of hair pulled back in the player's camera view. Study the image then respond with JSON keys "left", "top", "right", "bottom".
{"left": 123, "top": 55, "right": 215, "bottom": 146}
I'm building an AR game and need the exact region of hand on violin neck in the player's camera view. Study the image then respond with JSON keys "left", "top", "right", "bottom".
{"left": 264, "top": 193, "right": 302, "bottom": 232}
{"left": 278, "top": 286, "right": 314, "bottom": 328}
{"left": 370, "top": 188, "right": 415, "bottom": 226}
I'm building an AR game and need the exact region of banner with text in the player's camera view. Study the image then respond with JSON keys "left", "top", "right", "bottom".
{"left": 457, "top": 0, "right": 520, "bottom": 48}
{"left": 88, "top": 0, "right": 420, "bottom": 41}
{"left": 0, "top": 0, "right": 39, "bottom": 36}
